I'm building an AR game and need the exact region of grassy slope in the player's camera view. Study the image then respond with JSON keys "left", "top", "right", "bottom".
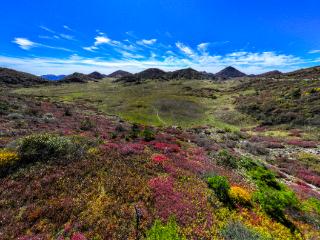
{"left": 3, "top": 78, "right": 319, "bottom": 239}
{"left": 14, "top": 79, "right": 256, "bottom": 130}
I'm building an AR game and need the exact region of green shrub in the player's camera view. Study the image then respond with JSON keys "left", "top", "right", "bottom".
{"left": 80, "top": 118, "right": 95, "bottom": 131}
{"left": 207, "top": 175, "right": 230, "bottom": 203}
{"left": 238, "top": 157, "right": 259, "bottom": 171}
{"left": 146, "top": 218, "right": 185, "bottom": 240}
{"left": 248, "top": 166, "right": 281, "bottom": 190}
{"left": 0, "top": 101, "right": 9, "bottom": 115}
{"left": 301, "top": 197, "right": 320, "bottom": 215}
{"left": 18, "top": 134, "right": 73, "bottom": 163}
{"left": 254, "top": 185, "right": 298, "bottom": 220}
{"left": 129, "top": 123, "right": 140, "bottom": 139}
{"left": 142, "top": 128, "right": 155, "bottom": 141}
{"left": 221, "top": 221, "right": 264, "bottom": 240}
{"left": 217, "top": 150, "right": 238, "bottom": 169}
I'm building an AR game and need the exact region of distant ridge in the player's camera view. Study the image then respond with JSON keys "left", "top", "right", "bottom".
{"left": 136, "top": 68, "right": 166, "bottom": 79}
{"left": 0, "top": 67, "right": 48, "bottom": 86}
{"left": 41, "top": 74, "right": 66, "bottom": 81}
{"left": 60, "top": 72, "right": 96, "bottom": 83}
{"left": 116, "top": 67, "right": 216, "bottom": 83}
{"left": 107, "top": 70, "right": 132, "bottom": 78}
{"left": 285, "top": 66, "right": 320, "bottom": 79}
{"left": 255, "top": 70, "right": 282, "bottom": 78}
{"left": 215, "top": 66, "right": 247, "bottom": 79}
{"left": 166, "top": 68, "right": 215, "bottom": 80}
{"left": 87, "top": 71, "right": 106, "bottom": 80}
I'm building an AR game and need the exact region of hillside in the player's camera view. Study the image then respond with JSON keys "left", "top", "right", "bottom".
{"left": 0, "top": 67, "right": 48, "bottom": 86}
{"left": 0, "top": 68, "right": 319, "bottom": 239}
{"left": 254, "top": 70, "right": 283, "bottom": 78}
{"left": 285, "top": 65, "right": 320, "bottom": 79}
{"left": 166, "top": 68, "right": 215, "bottom": 80}
{"left": 215, "top": 66, "right": 247, "bottom": 79}
{"left": 107, "top": 70, "right": 132, "bottom": 78}
{"left": 135, "top": 68, "right": 167, "bottom": 80}
{"left": 87, "top": 71, "right": 106, "bottom": 80}
{"left": 60, "top": 72, "right": 97, "bottom": 83}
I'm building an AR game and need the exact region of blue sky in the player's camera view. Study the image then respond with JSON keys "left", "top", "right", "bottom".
{"left": 0, "top": 0, "right": 320, "bottom": 75}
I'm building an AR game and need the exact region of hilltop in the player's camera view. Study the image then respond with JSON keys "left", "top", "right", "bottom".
{"left": 87, "top": 71, "right": 106, "bottom": 80}
{"left": 0, "top": 67, "right": 48, "bottom": 86}
{"left": 215, "top": 66, "right": 247, "bottom": 79}
{"left": 60, "top": 72, "right": 97, "bottom": 83}
{"left": 107, "top": 70, "right": 132, "bottom": 78}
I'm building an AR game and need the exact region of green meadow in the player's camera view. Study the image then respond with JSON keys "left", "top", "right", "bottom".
{"left": 14, "top": 78, "right": 256, "bottom": 129}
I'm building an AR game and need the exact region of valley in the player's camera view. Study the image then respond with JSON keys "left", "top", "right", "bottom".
{"left": 0, "top": 66, "right": 319, "bottom": 239}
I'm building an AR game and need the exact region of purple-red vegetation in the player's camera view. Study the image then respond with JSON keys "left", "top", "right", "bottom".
{"left": 287, "top": 139, "right": 318, "bottom": 148}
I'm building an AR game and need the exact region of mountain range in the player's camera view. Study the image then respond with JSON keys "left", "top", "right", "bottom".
{"left": 1, "top": 65, "right": 320, "bottom": 86}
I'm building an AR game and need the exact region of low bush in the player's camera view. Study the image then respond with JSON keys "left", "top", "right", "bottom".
{"left": 221, "top": 221, "right": 264, "bottom": 240}
{"left": 80, "top": 118, "right": 95, "bottom": 131}
{"left": 248, "top": 166, "right": 281, "bottom": 190}
{"left": 142, "top": 128, "right": 156, "bottom": 141}
{"left": 301, "top": 197, "right": 320, "bottom": 215}
{"left": 145, "top": 218, "right": 185, "bottom": 240}
{"left": 216, "top": 150, "right": 238, "bottom": 169}
{"left": 128, "top": 123, "right": 140, "bottom": 139}
{"left": 253, "top": 186, "right": 298, "bottom": 221}
{"left": 18, "top": 134, "right": 72, "bottom": 163}
{"left": 229, "top": 186, "right": 251, "bottom": 206}
{"left": 0, "top": 101, "right": 9, "bottom": 115}
{"left": 207, "top": 175, "right": 230, "bottom": 203}
{"left": 0, "top": 150, "right": 19, "bottom": 174}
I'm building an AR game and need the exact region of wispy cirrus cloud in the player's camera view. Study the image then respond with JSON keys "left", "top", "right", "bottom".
{"left": 176, "top": 42, "right": 194, "bottom": 56}
{"left": 197, "top": 42, "right": 209, "bottom": 53}
{"left": 6, "top": 27, "right": 314, "bottom": 75}
{"left": 137, "top": 39, "right": 157, "bottom": 46}
{"left": 13, "top": 38, "right": 36, "bottom": 50}
{"left": 309, "top": 50, "right": 320, "bottom": 54}
{"left": 63, "top": 25, "right": 73, "bottom": 31}
{"left": 12, "top": 37, "right": 73, "bottom": 52}
{"left": 39, "top": 25, "right": 75, "bottom": 40}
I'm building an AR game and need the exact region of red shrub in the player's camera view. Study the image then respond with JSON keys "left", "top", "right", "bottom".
{"left": 102, "top": 142, "right": 145, "bottom": 155}
{"left": 153, "top": 142, "right": 180, "bottom": 153}
{"left": 287, "top": 140, "right": 318, "bottom": 148}
{"left": 148, "top": 176, "right": 195, "bottom": 225}
{"left": 71, "top": 233, "right": 87, "bottom": 240}
{"left": 119, "top": 143, "right": 145, "bottom": 155}
{"left": 152, "top": 154, "right": 169, "bottom": 164}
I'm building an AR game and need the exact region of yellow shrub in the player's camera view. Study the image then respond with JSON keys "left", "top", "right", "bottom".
{"left": 229, "top": 186, "right": 251, "bottom": 206}
{"left": 0, "top": 150, "right": 19, "bottom": 168}
{"left": 87, "top": 147, "right": 101, "bottom": 156}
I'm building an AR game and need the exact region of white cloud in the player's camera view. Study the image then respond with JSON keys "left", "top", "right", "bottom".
{"left": 13, "top": 37, "right": 73, "bottom": 52}
{"left": 40, "top": 26, "right": 75, "bottom": 41}
{"left": 0, "top": 48, "right": 305, "bottom": 77}
{"left": 13, "top": 38, "right": 36, "bottom": 50}
{"left": 82, "top": 46, "right": 98, "bottom": 52}
{"left": 94, "top": 36, "right": 111, "bottom": 45}
{"left": 59, "top": 34, "right": 74, "bottom": 40}
{"left": 176, "top": 42, "right": 194, "bottom": 56}
{"left": 137, "top": 39, "right": 157, "bottom": 45}
{"left": 309, "top": 50, "right": 320, "bottom": 54}
{"left": 119, "top": 51, "right": 144, "bottom": 59}
{"left": 40, "top": 26, "right": 55, "bottom": 34}
{"left": 63, "top": 25, "right": 73, "bottom": 31}
{"left": 197, "top": 42, "right": 209, "bottom": 52}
